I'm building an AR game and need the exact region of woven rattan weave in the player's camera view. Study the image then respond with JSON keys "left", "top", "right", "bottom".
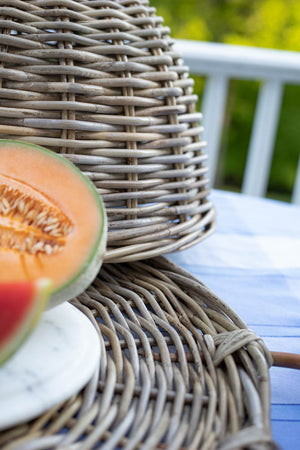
{"left": 0, "top": 257, "right": 275, "bottom": 449}
{"left": 0, "top": 0, "right": 215, "bottom": 262}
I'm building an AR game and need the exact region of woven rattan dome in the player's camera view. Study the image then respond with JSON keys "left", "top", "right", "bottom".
{"left": 0, "top": 0, "right": 215, "bottom": 263}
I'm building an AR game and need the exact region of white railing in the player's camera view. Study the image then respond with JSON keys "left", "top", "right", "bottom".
{"left": 175, "top": 39, "right": 300, "bottom": 204}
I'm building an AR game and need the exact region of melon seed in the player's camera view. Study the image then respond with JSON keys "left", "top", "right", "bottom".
{"left": 0, "top": 182, "right": 72, "bottom": 255}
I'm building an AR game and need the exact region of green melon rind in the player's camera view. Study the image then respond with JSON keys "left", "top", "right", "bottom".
{"left": 49, "top": 227, "right": 107, "bottom": 308}
{"left": 0, "top": 139, "right": 107, "bottom": 308}
{"left": 0, "top": 278, "right": 52, "bottom": 367}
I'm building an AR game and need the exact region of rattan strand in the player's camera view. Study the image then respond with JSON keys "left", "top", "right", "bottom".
{"left": 0, "top": 257, "right": 275, "bottom": 449}
{"left": 0, "top": 0, "right": 215, "bottom": 262}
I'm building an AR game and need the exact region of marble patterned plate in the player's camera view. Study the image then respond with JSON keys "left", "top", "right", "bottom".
{"left": 0, "top": 302, "right": 100, "bottom": 431}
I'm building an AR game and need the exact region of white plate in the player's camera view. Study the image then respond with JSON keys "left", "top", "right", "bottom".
{"left": 0, "top": 302, "right": 100, "bottom": 431}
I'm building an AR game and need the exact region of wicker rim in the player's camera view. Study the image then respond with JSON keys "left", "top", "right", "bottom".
{"left": 0, "top": 257, "right": 275, "bottom": 449}
{"left": 0, "top": 0, "right": 215, "bottom": 262}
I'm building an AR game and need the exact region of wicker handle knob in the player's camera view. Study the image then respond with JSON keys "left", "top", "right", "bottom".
{"left": 271, "top": 351, "right": 300, "bottom": 370}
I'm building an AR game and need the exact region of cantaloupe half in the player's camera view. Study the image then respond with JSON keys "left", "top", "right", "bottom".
{"left": 0, "top": 279, "right": 52, "bottom": 366}
{"left": 0, "top": 140, "right": 107, "bottom": 308}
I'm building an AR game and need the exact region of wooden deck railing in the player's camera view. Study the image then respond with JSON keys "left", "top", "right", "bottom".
{"left": 175, "top": 40, "right": 300, "bottom": 204}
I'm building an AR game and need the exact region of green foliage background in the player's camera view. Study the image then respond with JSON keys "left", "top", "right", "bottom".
{"left": 151, "top": 0, "right": 300, "bottom": 200}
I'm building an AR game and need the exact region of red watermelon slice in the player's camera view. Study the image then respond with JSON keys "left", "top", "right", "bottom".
{"left": 0, "top": 279, "right": 52, "bottom": 366}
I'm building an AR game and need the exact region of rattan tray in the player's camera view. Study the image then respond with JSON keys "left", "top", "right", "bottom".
{"left": 0, "top": 0, "right": 215, "bottom": 263}
{"left": 0, "top": 257, "right": 275, "bottom": 449}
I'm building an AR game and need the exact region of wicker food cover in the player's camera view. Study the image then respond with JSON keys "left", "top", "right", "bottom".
{"left": 0, "top": 0, "right": 215, "bottom": 263}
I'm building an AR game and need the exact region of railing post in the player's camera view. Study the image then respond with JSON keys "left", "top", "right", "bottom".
{"left": 201, "top": 75, "right": 228, "bottom": 187}
{"left": 292, "top": 155, "right": 300, "bottom": 205}
{"left": 242, "top": 80, "right": 284, "bottom": 197}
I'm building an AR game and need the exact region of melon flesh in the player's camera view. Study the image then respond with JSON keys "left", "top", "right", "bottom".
{"left": 0, "top": 279, "right": 52, "bottom": 366}
{"left": 0, "top": 140, "right": 107, "bottom": 307}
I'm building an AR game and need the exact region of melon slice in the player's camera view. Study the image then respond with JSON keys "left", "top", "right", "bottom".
{"left": 0, "top": 279, "right": 52, "bottom": 366}
{"left": 0, "top": 140, "right": 107, "bottom": 308}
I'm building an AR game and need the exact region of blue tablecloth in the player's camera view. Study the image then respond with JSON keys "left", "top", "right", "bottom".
{"left": 168, "top": 189, "right": 300, "bottom": 449}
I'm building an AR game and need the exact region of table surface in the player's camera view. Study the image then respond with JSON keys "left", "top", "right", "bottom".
{"left": 168, "top": 189, "right": 300, "bottom": 450}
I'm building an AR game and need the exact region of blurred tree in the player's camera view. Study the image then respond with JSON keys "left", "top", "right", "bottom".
{"left": 225, "top": 0, "right": 300, "bottom": 51}
{"left": 152, "top": 0, "right": 300, "bottom": 51}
